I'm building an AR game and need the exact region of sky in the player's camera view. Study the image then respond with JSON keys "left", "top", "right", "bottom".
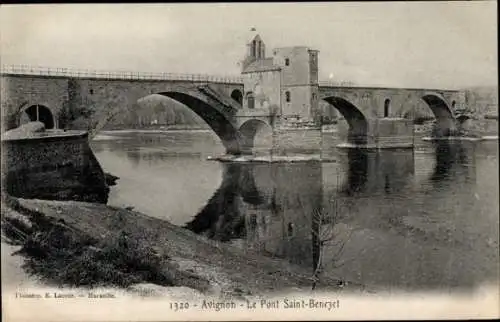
{"left": 0, "top": 2, "right": 497, "bottom": 89}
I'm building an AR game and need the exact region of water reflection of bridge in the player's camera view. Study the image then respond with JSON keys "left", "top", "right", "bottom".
{"left": 185, "top": 141, "right": 479, "bottom": 278}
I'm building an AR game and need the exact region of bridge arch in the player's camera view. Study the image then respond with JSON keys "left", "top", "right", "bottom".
{"left": 323, "top": 96, "right": 368, "bottom": 145}
{"left": 420, "top": 93, "right": 456, "bottom": 136}
{"left": 238, "top": 119, "right": 273, "bottom": 155}
{"left": 421, "top": 93, "right": 454, "bottom": 119}
{"left": 18, "top": 104, "right": 55, "bottom": 129}
{"left": 159, "top": 90, "right": 241, "bottom": 154}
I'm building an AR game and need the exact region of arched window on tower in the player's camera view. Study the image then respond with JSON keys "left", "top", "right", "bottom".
{"left": 285, "top": 91, "right": 291, "bottom": 103}
{"left": 246, "top": 92, "right": 255, "bottom": 109}
{"left": 260, "top": 42, "right": 266, "bottom": 59}
{"left": 384, "top": 99, "right": 391, "bottom": 118}
{"left": 285, "top": 58, "right": 290, "bottom": 66}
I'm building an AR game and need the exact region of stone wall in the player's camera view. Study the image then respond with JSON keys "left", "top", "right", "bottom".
{"left": 282, "top": 85, "right": 315, "bottom": 121}
{"left": 375, "top": 118, "right": 414, "bottom": 148}
{"left": 482, "top": 118, "right": 499, "bottom": 136}
{"left": 275, "top": 47, "right": 317, "bottom": 122}
{"left": 320, "top": 131, "right": 338, "bottom": 160}
{"left": 1, "top": 75, "right": 68, "bottom": 131}
{"left": 272, "top": 126, "right": 322, "bottom": 156}
{"left": 1, "top": 74, "right": 243, "bottom": 132}
{"left": 242, "top": 70, "right": 281, "bottom": 111}
{"left": 1, "top": 131, "right": 109, "bottom": 203}
{"left": 274, "top": 47, "right": 311, "bottom": 86}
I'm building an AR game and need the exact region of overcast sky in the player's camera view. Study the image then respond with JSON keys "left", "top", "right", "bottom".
{"left": 1, "top": 2, "right": 497, "bottom": 89}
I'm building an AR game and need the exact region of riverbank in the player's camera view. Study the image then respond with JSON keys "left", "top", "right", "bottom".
{"left": 1, "top": 194, "right": 369, "bottom": 299}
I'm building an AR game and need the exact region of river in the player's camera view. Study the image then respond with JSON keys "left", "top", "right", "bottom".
{"left": 90, "top": 130, "right": 499, "bottom": 293}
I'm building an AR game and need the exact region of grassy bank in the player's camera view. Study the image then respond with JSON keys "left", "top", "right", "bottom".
{"left": 1, "top": 195, "right": 175, "bottom": 289}
{"left": 1, "top": 195, "right": 368, "bottom": 298}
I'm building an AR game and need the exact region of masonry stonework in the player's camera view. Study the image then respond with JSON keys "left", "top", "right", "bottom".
{"left": 1, "top": 131, "right": 109, "bottom": 203}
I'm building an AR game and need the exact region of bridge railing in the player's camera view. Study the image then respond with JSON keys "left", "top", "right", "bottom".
{"left": 318, "top": 81, "right": 359, "bottom": 87}
{"left": 0, "top": 65, "right": 244, "bottom": 84}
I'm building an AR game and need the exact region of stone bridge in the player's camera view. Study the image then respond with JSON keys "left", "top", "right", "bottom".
{"left": 0, "top": 66, "right": 265, "bottom": 154}
{"left": 0, "top": 65, "right": 484, "bottom": 156}
{"left": 318, "top": 84, "right": 466, "bottom": 147}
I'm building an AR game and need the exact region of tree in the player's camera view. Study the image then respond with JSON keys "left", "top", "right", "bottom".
{"left": 297, "top": 173, "right": 362, "bottom": 290}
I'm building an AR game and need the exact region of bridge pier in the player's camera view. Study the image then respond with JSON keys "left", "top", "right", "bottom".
{"left": 373, "top": 118, "right": 414, "bottom": 149}
{"left": 234, "top": 121, "right": 323, "bottom": 157}
{"left": 431, "top": 118, "right": 459, "bottom": 137}
{"left": 271, "top": 125, "right": 322, "bottom": 156}
{"left": 334, "top": 118, "right": 414, "bottom": 149}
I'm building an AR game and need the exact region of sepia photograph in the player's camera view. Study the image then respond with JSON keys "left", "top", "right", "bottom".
{"left": 1, "top": 1, "right": 498, "bottom": 321}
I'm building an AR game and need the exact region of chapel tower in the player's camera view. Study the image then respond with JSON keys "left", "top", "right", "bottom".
{"left": 241, "top": 31, "right": 266, "bottom": 72}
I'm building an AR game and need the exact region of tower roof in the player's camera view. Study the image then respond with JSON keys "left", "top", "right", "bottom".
{"left": 252, "top": 34, "right": 262, "bottom": 42}
{"left": 246, "top": 28, "right": 262, "bottom": 44}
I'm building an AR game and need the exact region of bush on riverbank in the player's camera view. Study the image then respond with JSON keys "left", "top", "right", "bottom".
{"left": 1, "top": 196, "right": 174, "bottom": 288}
{"left": 20, "top": 229, "right": 173, "bottom": 288}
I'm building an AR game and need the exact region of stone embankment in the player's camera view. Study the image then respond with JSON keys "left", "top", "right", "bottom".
{"left": 1, "top": 122, "right": 110, "bottom": 203}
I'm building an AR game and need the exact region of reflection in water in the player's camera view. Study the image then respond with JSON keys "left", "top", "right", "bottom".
{"left": 185, "top": 162, "right": 324, "bottom": 269}
{"left": 184, "top": 164, "right": 245, "bottom": 241}
{"left": 431, "top": 141, "right": 476, "bottom": 183}
{"left": 344, "top": 149, "right": 368, "bottom": 195}
{"left": 185, "top": 150, "right": 419, "bottom": 271}
{"left": 92, "top": 132, "right": 498, "bottom": 291}
{"left": 336, "top": 149, "right": 416, "bottom": 197}
{"left": 92, "top": 131, "right": 225, "bottom": 225}
{"left": 185, "top": 143, "right": 498, "bottom": 290}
